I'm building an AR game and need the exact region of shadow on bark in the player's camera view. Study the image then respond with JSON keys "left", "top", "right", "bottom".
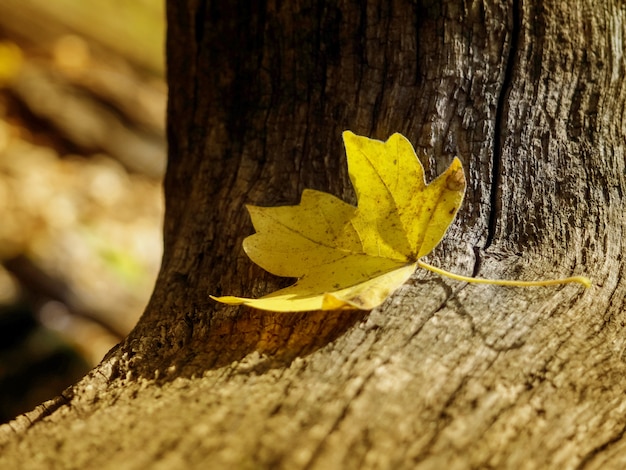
{"left": 116, "top": 306, "right": 370, "bottom": 382}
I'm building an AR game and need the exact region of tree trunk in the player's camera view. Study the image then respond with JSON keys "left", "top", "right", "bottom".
{"left": 2, "top": 0, "right": 625, "bottom": 468}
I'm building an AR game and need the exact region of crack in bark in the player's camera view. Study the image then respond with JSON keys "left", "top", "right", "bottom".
{"left": 301, "top": 279, "right": 459, "bottom": 469}
{"left": 485, "top": 0, "right": 522, "bottom": 250}
{"left": 576, "top": 422, "right": 626, "bottom": 469}
{"left": 301, "top": 352, "right": 377, "bottom": 470}
{"left": 410, "top": 371, "right": 475, "bottom": 463}
{"left": 0, "top": 392, "right": 71, "bottom": 446}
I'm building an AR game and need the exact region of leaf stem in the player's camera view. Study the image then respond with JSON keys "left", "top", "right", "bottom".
{"left": 417, "top": 261, "right": 591, "bottom": 288}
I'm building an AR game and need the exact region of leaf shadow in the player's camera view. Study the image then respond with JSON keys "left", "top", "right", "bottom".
{"left": 120, "top": 304, "right": 369, "bottom": 382}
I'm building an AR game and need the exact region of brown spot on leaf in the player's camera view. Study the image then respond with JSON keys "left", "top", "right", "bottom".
{"left": 446, "top": 167, "right": 465, "bottom": 191}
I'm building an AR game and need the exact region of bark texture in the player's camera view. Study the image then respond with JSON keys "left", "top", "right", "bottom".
{"left": 1, "top": 0, "right": 626, "bottom": 468}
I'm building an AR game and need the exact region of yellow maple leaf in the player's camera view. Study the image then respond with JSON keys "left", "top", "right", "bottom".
{"left": 211, "top": 131, "right": 590, "bottom": 312}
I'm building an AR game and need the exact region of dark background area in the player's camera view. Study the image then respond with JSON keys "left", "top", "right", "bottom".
{"left": 0, "top": 0, "right": 165, "bottom": 422}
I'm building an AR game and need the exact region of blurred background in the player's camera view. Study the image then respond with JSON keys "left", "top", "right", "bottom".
{"left": 0, "top": 0, "right": 165, "bottom": 423}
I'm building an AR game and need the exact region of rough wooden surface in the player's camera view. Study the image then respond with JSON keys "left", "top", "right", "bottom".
{"left": 1, "top": 0, "right": 625, "bottom": 468}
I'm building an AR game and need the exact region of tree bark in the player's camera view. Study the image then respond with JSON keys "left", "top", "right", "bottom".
{"left": 2, "top": 0, "right": 625, "bottom": 468}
